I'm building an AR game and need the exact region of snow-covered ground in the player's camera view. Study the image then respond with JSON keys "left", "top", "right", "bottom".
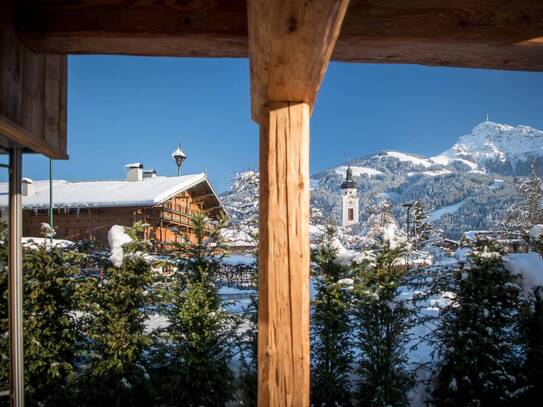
{"left": 222, "top": 254, "right": 255, "bottom": 266}
{"left": 429, "top": 201, "right": 465, "bottom": 222}
{"left": 335, "top": 165, "right": 384, "bottom": 178}
{"left": 408, "top": 169, "right": 452, "bottom": 177}
{"left": 384, "top": 151, "right": 433, "bottom": 168}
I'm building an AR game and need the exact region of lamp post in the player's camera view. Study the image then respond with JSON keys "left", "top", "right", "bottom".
{"left": 403, "top": 202, "right": 414, "bottom": 240}
{"left": 171, "top": 145, "right": 186, "bottom": 176}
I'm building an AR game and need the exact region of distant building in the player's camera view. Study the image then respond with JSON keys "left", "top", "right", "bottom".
{"left": 460, "top": 230, "right": 528, "bottom": 253}
{"left": 340, "top": 165, "right": 359, "bottom": 228}
{"left": 0, "top": 161, "right": 226, "bottom": 253}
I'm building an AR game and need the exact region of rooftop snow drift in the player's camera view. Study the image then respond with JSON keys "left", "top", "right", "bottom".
{"left": 0, "top": 173, "right": 214, "bottom": 209}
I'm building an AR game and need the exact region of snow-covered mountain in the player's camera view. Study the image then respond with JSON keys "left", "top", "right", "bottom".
{"left": 222, "top": 121, "right": 539, "bottom": 239}
{"left": 436, "top": 121, "right": 543, "bottom": 176}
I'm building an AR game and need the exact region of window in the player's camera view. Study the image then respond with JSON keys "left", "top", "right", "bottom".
{"left": 348, "top": 208, "right": 354, "bottom": 221}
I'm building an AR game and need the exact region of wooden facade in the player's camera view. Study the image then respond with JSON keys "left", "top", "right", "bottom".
{"left": 0, "top": 0, "right": 67, "bottom": 159}
{"left": 19, "top": 182, "right": 224, "bottom": 252}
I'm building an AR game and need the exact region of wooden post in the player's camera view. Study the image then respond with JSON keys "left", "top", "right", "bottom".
{"left": 248, "top": 1, "right": 349, "bottom": 405}
{"left": 88, "top": 208, "right": 93, "bottom": 240}
{"left": 258, "top": 102, "right": 310, "bottom": 406}
{"left": 8, "top": 147, "right": 24, "bottom": 407}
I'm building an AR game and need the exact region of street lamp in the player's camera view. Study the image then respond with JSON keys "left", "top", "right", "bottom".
{"left": 171, "top": 145, "right": 186, "bottom": 176}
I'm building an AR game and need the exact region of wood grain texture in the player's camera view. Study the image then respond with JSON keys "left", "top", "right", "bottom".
{"left": 17, "top": 0, "right": 248, "bottom": 57}
{"left": 15, "top": 0, "right": 543, "bottom": 71}
{"left": 248, "top": 0, "right": 349, "bottom": 121}
{"left": 0, "top": 114, "right": 67, "bottom": 159}
{"left": 0, "top": 0, "right": 68, "bottom": 159}
{"left": 258, "top": 102, "right": 310, "bottom": 407}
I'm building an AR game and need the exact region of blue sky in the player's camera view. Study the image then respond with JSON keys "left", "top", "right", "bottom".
{"left": 10, "top": 56, "right": 543, "bottom": 192}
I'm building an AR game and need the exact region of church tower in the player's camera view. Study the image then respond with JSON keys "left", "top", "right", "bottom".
{"left": 340, "top": 166, "right": 359, "bottom": 228}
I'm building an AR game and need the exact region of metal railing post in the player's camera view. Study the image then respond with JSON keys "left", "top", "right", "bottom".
{"left": 8, "top": 147, "right": 24, "bottom": 407}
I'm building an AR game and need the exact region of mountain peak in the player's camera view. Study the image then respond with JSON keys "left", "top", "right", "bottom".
{"left": 471, "top": 120, "right": 512, "bottom": 132}
{"left": 440, "top": 121, "right": 543, "bottom": 174}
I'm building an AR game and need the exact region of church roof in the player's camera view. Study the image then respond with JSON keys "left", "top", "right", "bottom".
{"left": 340, "top": 166, "right": 358, "bottom": 189}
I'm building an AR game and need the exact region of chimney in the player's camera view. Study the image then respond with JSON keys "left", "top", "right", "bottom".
{"left": 125, "top": 163, "right": 144, "bottom": 181}
{"left": 143, "top": 169, "right": 157, "bottom": 179}
{"left": 22, "top": 178, "right": 34, "bottom": 196}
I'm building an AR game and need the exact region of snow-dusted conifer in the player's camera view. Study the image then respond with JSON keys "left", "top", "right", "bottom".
{"left": 237, "top": 265, "right": 258, "bottom": 406}
{"left": 363, "top": 199, "right": 403, "bottom": 248}
{"left": 528, "top": 224, "right": 543, "bottom": 255}
{"left": 221, "top": 171, "right": 259, "bottom": 248}
{"left": 501, "top": 166, "right": 543, "bottom": 232}
{"left": 154, "top": 213, "right": 238, "bottom": 406}
{"left": 431, "top": 239, "right": 522, "bottom": 406}
{"left": 0, "top": 222, "right": 85, "bottom": 405}
{"left": 311, "top": 225, "right": 354, "bottom": 406}
{"left": 352, "top": 242, "right": 416, "bottom": 406}
{"left": 411, "top": 200, "right": 432, "bottom": 249}
{"left": 78, "top": 222, "right": 155, "bottom": 406}
{"left": 522, "top": 165, "right": 543, "bottom": 226}
{"left": 516, "top": 286, "right": 543, "bottom": 404}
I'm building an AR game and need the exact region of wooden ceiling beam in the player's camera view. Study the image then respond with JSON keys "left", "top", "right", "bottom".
{"left": 15, "top": 1, "right": 543, "bottom": 71}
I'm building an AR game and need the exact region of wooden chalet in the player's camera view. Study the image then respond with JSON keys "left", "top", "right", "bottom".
{"left": 1, "top": 0, "right": 543, "bottom": 405}
{"left": 0, "top": 165, "right": 226, "bottom": 252}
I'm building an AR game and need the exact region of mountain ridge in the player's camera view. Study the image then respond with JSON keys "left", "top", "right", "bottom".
{"left": 222, "top": 121, "right": 539, "bottom": 239}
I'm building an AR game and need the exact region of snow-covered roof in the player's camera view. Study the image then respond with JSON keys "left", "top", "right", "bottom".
{"left": 0, "top": 173, "right": 223, "bottom": 210}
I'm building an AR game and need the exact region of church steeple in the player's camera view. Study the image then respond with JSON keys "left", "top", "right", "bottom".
{"left": 340, "top": 165, "right": 360, "bottom": 229}
{"left": 340, "top": 165, "right": 358, "bottom": 189}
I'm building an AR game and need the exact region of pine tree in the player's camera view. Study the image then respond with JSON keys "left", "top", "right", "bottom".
{"left": 311, "top": 225, "right": 354, "bottom": 407}
{"left": 352, "top": 243, "right": 416, "bottom": 406}
{"left": 231, "top": 192, "right": 260, "bottom": 407}
{"left": 363, "top": 199, "right": 403, "bottom": 248}
{"left": 527, "top": 225, "right": 543, "bottom": 255}
{"left": 431, "top": 239, "right": 522, "bottom": 406}
{"left": 78, "top": 223, "right": 155, "bottom": 406}
{"left": 522, "top": 166, "right": 543, "bottom": 226}
{"left": 517, "top": 287, "right": 543, "bottom": 404}
{"left": 411, "top": 200, "right": 432, "bottom": 250}
{"left": 154, "top": 213, "right": 238, "bottom": 406}
{"left": 221, "top": 171, "right": 259, "bottom": 247}
{"left": 237, "top": 269, "right": 258, "bottom": 406}
{"left": 23, "top": 243, "right": 85, "bottom": 406}
{"left": 0, "top": 223, "right": 85, "bottom": 406}
{"left": 501, "top": 167, "right": 543, "bottom": 232}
